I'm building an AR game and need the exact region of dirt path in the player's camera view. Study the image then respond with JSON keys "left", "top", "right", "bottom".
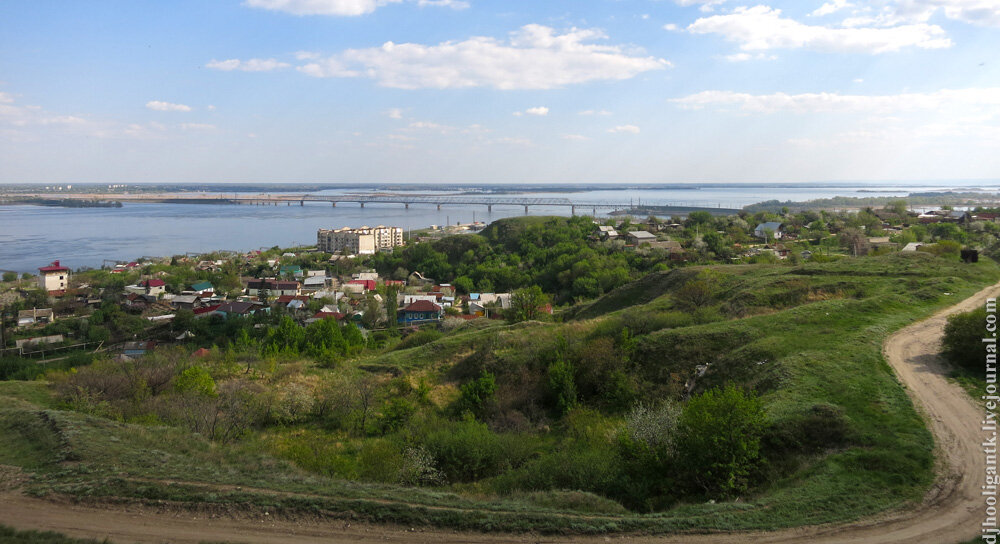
{"left": 2, "top": 281, "right": 998, "bottom": 544}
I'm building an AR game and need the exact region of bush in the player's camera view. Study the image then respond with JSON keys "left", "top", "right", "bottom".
{"left": 453, "top": 370, "right": 496, "bottom": 420}
{"left": 394, "top": 329, "right": 443, "bottom": 351}
{"left": 675, "top": 385, "right": 768, "bottom": 498}
{"left": 420, "top": 419, "right": 535, "bottom": 482}
{"left": 942, "top": 307, "right": 989, "bottom": 375}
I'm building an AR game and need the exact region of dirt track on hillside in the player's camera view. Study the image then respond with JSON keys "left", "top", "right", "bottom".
{"left": 2, "top": 281, "right": 998, "bottom": 544}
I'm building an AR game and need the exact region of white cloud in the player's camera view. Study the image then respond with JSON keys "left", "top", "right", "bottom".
{"left": 675, "top": 0, "right": 728, "bottom": 12}
{"left": 206, "top": 104, "right": 217, "bottom": 111}
{"left": 243, "top": 0, "right": 399, "bottom": 16}
{"left": 243, "top": 0, "right": 468, "bottom": 16}
{"left": 515, "top": 106, "right": 549, "bottom": 116}
{"left": 416, "top": 0, "right": 469, "bottom": 9}
{"left": 851, "top": 0, "right": 1000, "bottom": 28}
{"left": 687, "top": 5, "right": 952, "bottom": 54}
{"left": 145, "top": 101, "right": 192, "bottom": 112}
{"left": 206, "top": 58, "right": 290, "bottom": 72}
{"left": 180, "top": 123, "right": 217, "bottom": 130}
{"left": 663, "top": 23, "right": 681, "bottom": 31}
{"left": 562, "top": 134, "right": 590, "bottom": 141}
{"left": 669, "top": 88, "right": 1000, "bottom": 114}
{"left": 811, "top": 0, "right": 854, "bottom": 17}
{"left": 579, "top": 109, "right": 612, "bottom": 116}
{"left": 386, "top": 108, "right": 404, "bottom": 119}
{"left": 297, "top": 24, "right": 669, "bottom": 89}
{"left": 723, "top": 52, "right": 777, "bottom": 61}
{"left": 608, "top": 124, "right": 640, "bottom": 134}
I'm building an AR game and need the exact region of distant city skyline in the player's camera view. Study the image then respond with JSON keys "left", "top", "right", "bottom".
{"left": 1, "top": 0, "right": 999, "bottom": 184}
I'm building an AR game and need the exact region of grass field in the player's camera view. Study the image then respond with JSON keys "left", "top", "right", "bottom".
{"left": 0, "top": 252, "right": 996, "bottom": 535}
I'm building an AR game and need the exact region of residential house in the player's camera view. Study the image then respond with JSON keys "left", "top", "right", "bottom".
{"left": 352, "top": 271, "right": 379, "bottom": 281}
{"left": 398, "top": 300, "right": 442, "bottom": 324}
{"left": 246, "top": 279, "right": 301, "bottom": 297}
{"left": 469, "top": 293, "right": 512, "bottom": 317}
{"left": 140, "top": 279, "right": 166, "bottom": 296}
{"left": 302, "top": 275, "right": 327, "bottom": 292}
{"left": 627, "top": 231, "right": 657, "bottom": 246}
{"left": 171, "top": 294, "right": 203, "bottom": 311}
{"left": 595, "top": 225, "right": 619, "bottom": 240}
{"left": 190, "top": 281, "right": 214, "bottom": 296}
{"left": 754, "top": 222, "right": 785, "bottom": 240}
{"left": 212, "top": 301, "right": 268, "bottom": 319}
{"left": 38, "top": 261, "right": 70, "bottom": 292}
{"left": 17, "top": 308, "right": 54, "bottom": 327}
{"left": 280, "top": 265, "right": 303, "bottom": 278}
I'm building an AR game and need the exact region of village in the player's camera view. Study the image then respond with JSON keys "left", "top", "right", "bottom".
{"left": 1, "top": 205, "right": 991, "bottom": 361}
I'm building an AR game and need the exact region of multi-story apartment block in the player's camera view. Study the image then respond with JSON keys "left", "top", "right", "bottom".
{"left": 317, "top": 225, "right": 404, "bottom": 255}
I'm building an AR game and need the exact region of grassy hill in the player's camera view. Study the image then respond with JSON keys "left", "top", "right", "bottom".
{"left": 0, "top": 252, "right": 997, "bottom": 535}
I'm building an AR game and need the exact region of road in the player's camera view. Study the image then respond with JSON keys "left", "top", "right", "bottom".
{"left": 1, "top": 280, "right": 998, "bottom": 543}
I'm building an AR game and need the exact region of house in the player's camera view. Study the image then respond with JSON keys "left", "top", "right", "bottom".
{"left": 302, "top": 276, "right": 327, "bottom": 292}
{"left": 408, "top": 271, "right": 434, "bottom": 286}
{"left": 352, "top": 271, "right": 379, "bottom": 281}
{"left": 38, "top": 261, "right": 70, "bottom": 292}
{"left": 171, "top": 294, "right": 203, "bottom": 311}
{"left": 212, "top": 301, "right": 268, "bottom": 318}
{"left": 280, "top": 265, "right": 303, "bottom": 278}
{"left": 469, "top": 293, "right": 512, "bottom": 317}
{"left": 124, "top": 293, "right": 156, "bottom": 311}
{"left": 348, "top": 279, "right": 377, "bottom": 292}
{"left": 190, "top": 281, "right": 214, "bottom": 296}
{"left": 398, "top": 300, "right": 442, "bottom": 324}
{"left": 627, "top": 231, "right": 657, "bottom": 246}
{"left": 246, "top": 279, "right": 300, "bottom": 297}
{"left": 901, "top": 242, "right": 924, "bottom": 252}
{"left": 401, "top": 294, "right": 440, "bottom": 306}
{"left": 595, "top": 225, "right": 619, "bottom": 239}
{"left": 139, "top": 279, "right": 166, "bottom": 296}
{"left": 754, "top": 222, "right": 785, "bottom": 240}
{"left": 17, "top": 308, "right": 54, "bottom": 327}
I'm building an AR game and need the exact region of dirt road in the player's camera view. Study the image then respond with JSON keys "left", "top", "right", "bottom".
{"left": 2, "top": 281, "right": 998, "bottom": 544}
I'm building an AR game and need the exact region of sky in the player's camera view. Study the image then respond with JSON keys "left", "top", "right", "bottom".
{"left": 1, "top": 0, "right": 999, "bottom": 184}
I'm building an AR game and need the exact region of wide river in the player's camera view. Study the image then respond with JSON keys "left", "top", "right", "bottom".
{"left": 1, "top": 183, "right": 995, "bottom": 273}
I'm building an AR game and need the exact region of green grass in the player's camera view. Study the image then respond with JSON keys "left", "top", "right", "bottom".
{"left": 0, "top": 252, "right": 996, "bottom": 535}
{"left": 0, "top": 525, "right": 109, "bottom": 544}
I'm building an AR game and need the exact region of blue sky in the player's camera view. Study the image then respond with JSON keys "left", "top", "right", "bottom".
{"left": 1, "top": 0, "right": 999, "bottom": 184}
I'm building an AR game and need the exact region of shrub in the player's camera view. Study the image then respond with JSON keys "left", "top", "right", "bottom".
{"left": 547, "top": 358, "right": 578, "bottom": 416}
{"left": 453, "top": 370, "right": 496, "bottom": 420}
{"left": 942, "top": 306, "right": 989, "bottom": 375}
{"left": 420, "top": 419, "right": 535, "bottom": 482}
{"left": 394, "top": 329, "right": 443, "bottom": 351}
{"left": 675, "top": 385, "right": 768, "bottom": 498}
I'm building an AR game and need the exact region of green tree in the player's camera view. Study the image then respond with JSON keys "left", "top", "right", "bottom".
{"left": 676, "top": 385, "right": 768, "bottom": 498}
{"left": 508, "top": 285, "right": 548, "bottom": 323}
{"left": 548, "top": 358, "right": 578, "bottom": 416}
{"left": 1, "top": 272, "right": 17, "bottom": 283}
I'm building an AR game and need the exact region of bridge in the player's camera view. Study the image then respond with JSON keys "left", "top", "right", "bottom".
{"left": 226, "top": 194, "right": 739, "bottom": 215}
{"left": 9, "top": 192, "right": 741, "bottom": 216}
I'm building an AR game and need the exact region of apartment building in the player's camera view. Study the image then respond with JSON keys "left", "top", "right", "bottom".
{"left": 317, "top": 225, "right": 403, "bottom": 255}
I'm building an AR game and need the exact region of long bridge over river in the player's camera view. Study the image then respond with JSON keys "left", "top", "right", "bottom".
{"left": 7, "top": 192, "right": 742, "bottom": 216}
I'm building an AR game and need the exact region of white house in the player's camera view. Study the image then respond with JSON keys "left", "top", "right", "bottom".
{"left": 37, "top": 261, "right": 70, "bottom": 292}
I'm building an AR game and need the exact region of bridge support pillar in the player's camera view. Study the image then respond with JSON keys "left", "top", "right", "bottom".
{"left": 331, "top": 202, "right": 336, "bottom": 207}
{"left": 360, "top": 202, "right": 365, "bottom": 208}
{"left": 300, "top": 200, "right": 304, "bottom": 206}
{"left": 437, "top": 204, "right": 442, "bottom": 210}
{"left": 593, "top": 207, "right": 597, "bottom": 216}
{"left": 571, "top": 205, "right": 575, "bottom": 216}
{"left": 487, "top": 205, "right": 492, "bottom": 212}
{"left": 405, "top": 203, "right": 409, "bottom": 209}
{"left": 524, "top": 205, "right": 529, "bottom": 214}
